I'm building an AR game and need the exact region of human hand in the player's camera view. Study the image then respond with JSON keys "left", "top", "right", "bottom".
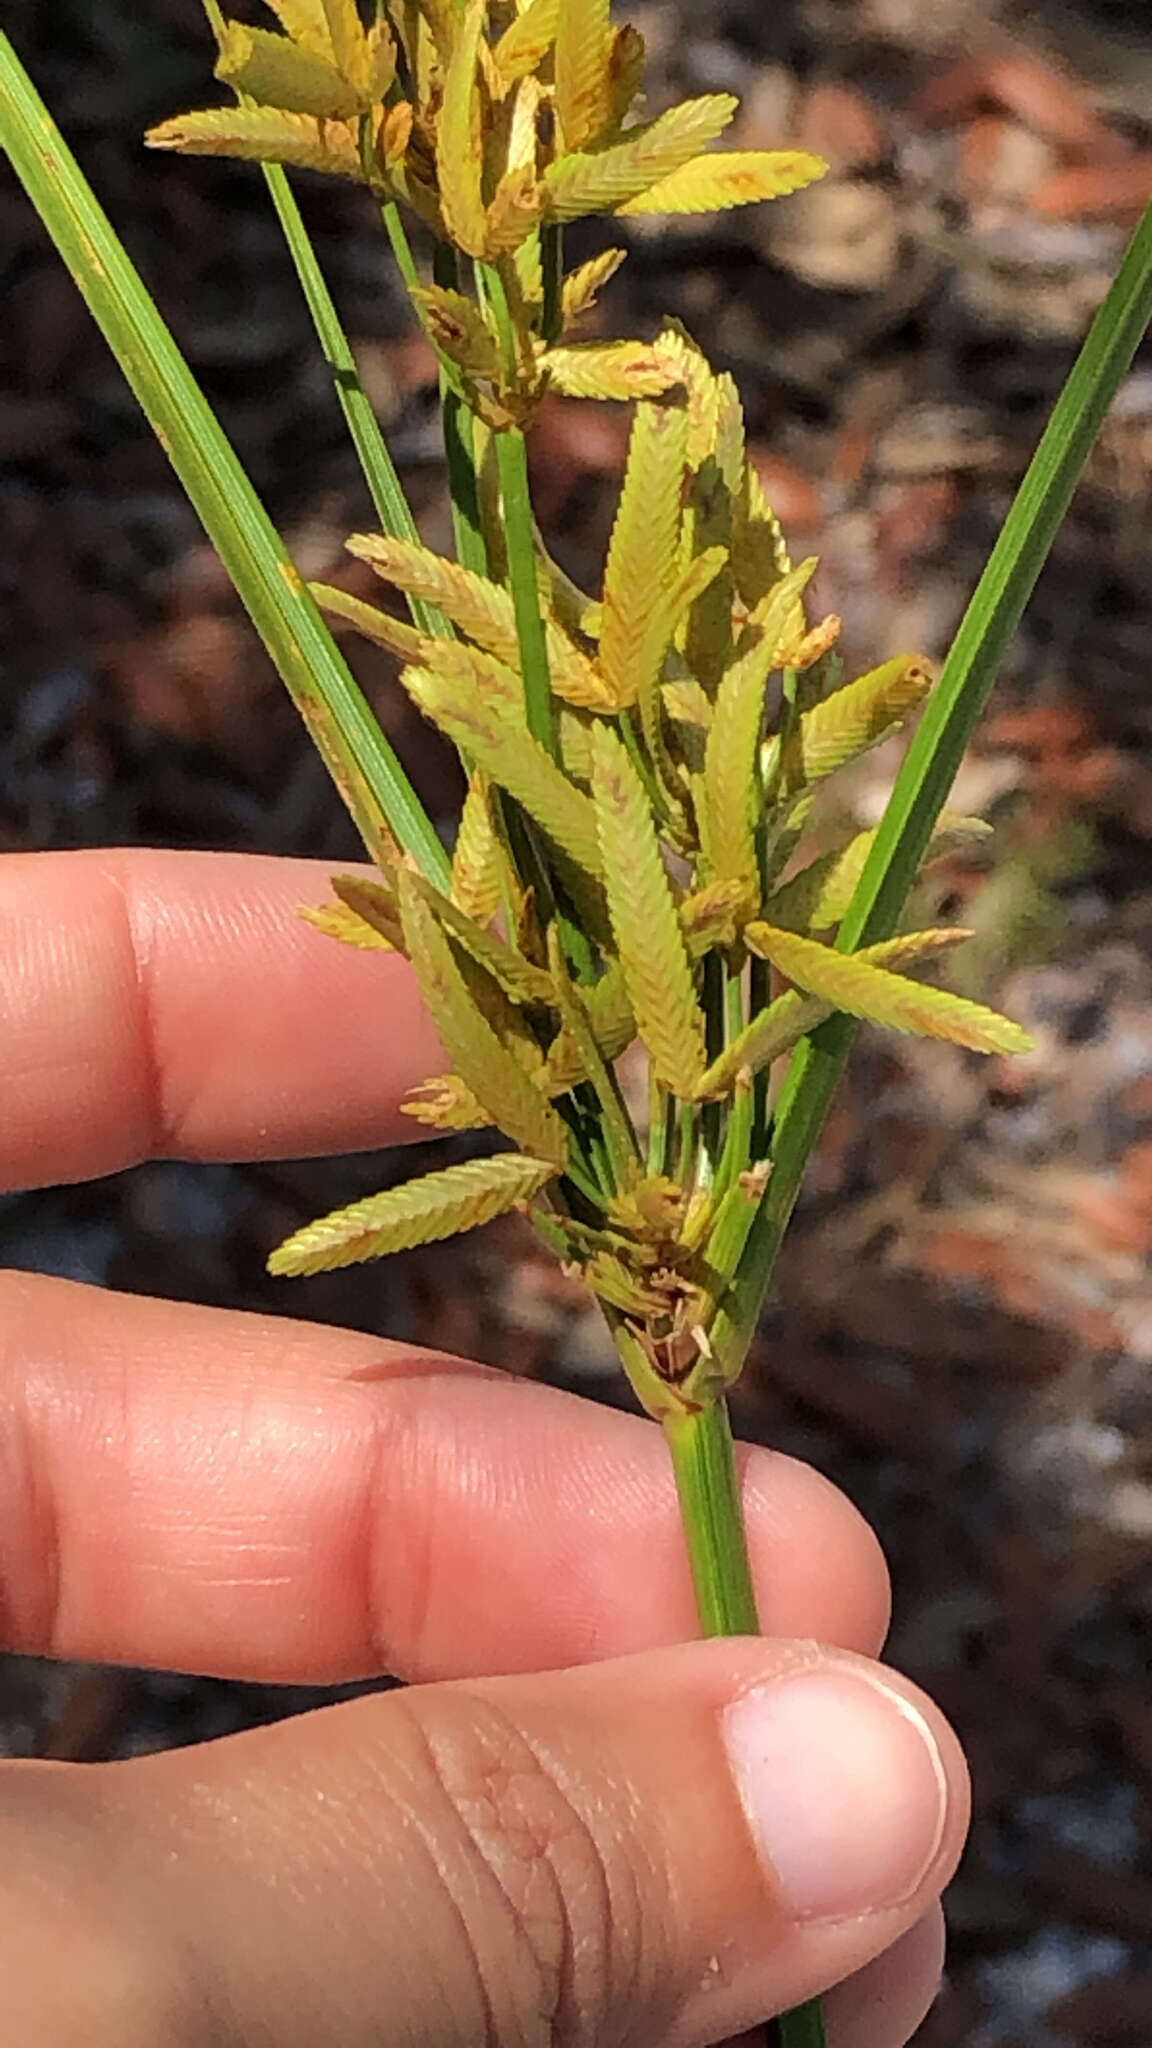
{"left": 0, "top": 848, "right": 969, "bottom": 2046}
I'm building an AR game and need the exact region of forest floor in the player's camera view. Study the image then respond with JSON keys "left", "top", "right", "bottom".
{"left": 4, "top": 1, "right": 1152, "bottom": 2039}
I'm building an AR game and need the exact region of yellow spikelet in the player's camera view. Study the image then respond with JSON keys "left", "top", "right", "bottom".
{"left": 661, "top": 676, "right": 715, "bottom": 731}
{"left": 348, "top": 535, "right": 520, "bottom": 660}
{"left": 261, "top": 0, "right": 332, "bottom": 56}
{"left": 298, "top": 901, "right": 396, "bottom": 951}
{"left": 543, "top": 95, "right": 739, "bottom": 222}
{"left": 555, "top": 0, "right": 613, "bottom": 152}
{"left": 318, "top": 0, "right": 367, "bottom": 80}
{"left": 557, "top": 704, "right": 593, "bottom": 783}
{"left": 732, "top": 458, "right": 792, "bottom": 607}
{"left": 327, "top": 872, "right": 405, "bottom": 949}
{"left": 397, "top": 872, "right": 570, "bottom": 1163}
{"left": 591, "top": 723, "right": 706, "bottom": 1098}
{"left": 768, "top": 657, "right": 933, "bottom": 788}
{"left": 451, "top": 774, "right": 503, "bottom": 927}
{"left": 493, "top": 0, "right": 561, "bottom": 85}
{"left": 514, "top": 226, "right": 545, "bottom": 304}
{"left": 654, "top": 325, "right": 722, "bottom": 470}
{"left": 695, "top": 985, "right": 829, "bottom": 1099}
{"left": 678, "top": 878, "right": 749, "bottom": 958}
{"left": 618, "top": 149, "right": 827, "bottom": 216}
{"left": 215, "top": 25, "right": 362, "bottom": 119}
{"left": 542, "top": 340, "right": 683, "bottom": 401}
{"left": 700, "top": 561, "right": 817, "bottom": 902}
{"left": 400, "top": 870, "right": 554, "bottom": 1004}
{"left": 744, "top": 925, "right": 1033, "bottom": 1055}
{"left": 712, "top": 371, "right": 746, "bottom": 492}
{"left": 505, "top": 74, "right": 544, "bottom": 174}
{"left": 268, "top": 1153, "right": 559, "bottom": 1275}
{"left": 665, "top": 545, "right": 729, "bottom": 647}
{"left": 484, "top": 163, "right": 544, "bottom": 254}
{"left": 407, "top": 286, "right": 501, "bottom": 379}
{"left": 404, "top": 659, "right": 603, "bottom": 879}
{"left": 349, "top": 537, "right": 608, "bottom": 710}
{"left": 401, "top": 1074, "right": 492, "bottom": 1131}
{"left": 598, "top": 398, "right": 689, "bottom": 712}
{"left": 309, "top": 582, "right": 429, "bottom": 663}
{"left": 403, "top": 635, "right": 525, "bottom": 721}
{"left": 544, "top": 964, "right": 636, "bottom": 1089}
{"left": 695, "top": 929, "right": 980, "bottom": 1097}
{"left": 804, "top": 813, "right": 995, "bottom": 931}
{"left": 379, "top": 99, "right": 414, "bottom": 167}
{"left": 604, "top": 21, "right": 646, "bottom": 134}
{"left": 561, "top": 248, "right": 627, "bottom": 328}
{"left": 146, "top": 107, "right": 362, "bottom": 179}
{"left": 778, "top": 612, "right": 841, "bottom": 672}
{"left": 436, "top": 0, "right": 488, "bottom": 256}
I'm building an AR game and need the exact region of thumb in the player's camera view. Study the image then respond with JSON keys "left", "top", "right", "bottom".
{"left": 1, "top": 1640, "right": 967, "bottom": 2047}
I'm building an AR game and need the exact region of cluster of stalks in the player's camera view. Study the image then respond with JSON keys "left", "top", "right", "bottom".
{"left": 4, "top": 6, "right": 1152, "bottom": 2044}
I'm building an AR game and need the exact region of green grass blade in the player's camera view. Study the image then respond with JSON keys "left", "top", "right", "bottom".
{"left": 716, "top": 197, "right": 1152, "bottom": 1378}
{"left": 0, "top": 31, "right": 450, "bottom": 887}
{"left": 841, "top": 196, "right": 1152, "bottom": 952}
{"left": 258, "top": 164, "right": 450, "bottom": 641}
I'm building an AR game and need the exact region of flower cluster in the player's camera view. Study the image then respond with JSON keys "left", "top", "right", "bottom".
{"left": 149, "top": 2, "right": 1029, "bottom": 1418}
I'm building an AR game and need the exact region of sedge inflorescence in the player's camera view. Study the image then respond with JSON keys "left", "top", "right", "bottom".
{"left": 150, "top": 0, "right": 1029, "bottom": 1419}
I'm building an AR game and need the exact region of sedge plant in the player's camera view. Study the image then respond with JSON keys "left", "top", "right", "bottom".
{"left": 4, "top": 6, "right": 1152, "bottom": 2045}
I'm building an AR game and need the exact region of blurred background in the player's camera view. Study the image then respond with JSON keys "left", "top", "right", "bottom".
{"left": 3, "top": 0, "right": 1152, "bottom": 2038}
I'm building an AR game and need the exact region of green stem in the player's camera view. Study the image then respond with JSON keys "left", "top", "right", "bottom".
{"left": 478, "top": 261, "right": 556, "bottom": 756}
{"left": 719, "top": 198, "right": 1152, "bottom": 1383}
{"left": 495, "top": 427, "right": 556, "bottom": 753}
{"left": 665, "top": 1397, "right": 827, "bottom": 2048}
{"left": 618, "top": 707, "right": 670, "bottom": 822}
{"left": 380, "top": 214, "right": 487, "bottom": 576}
{"left": 432, "top": 242, "right": 489, "bottom": 575}
{"left": 198, "top": 3, "right": 443, "bottom": 631}
{"left": 261, "top": 168, "right": 448, "bottom": 634}
{"left": 663, "top": 1401, "right": 757, "bottom": 1635}
{"left": 770, "top": 2005, "right": 828, "bottom": 2048}
{"left": 647, "top": 1077, "right": 674, "bottom": 1177}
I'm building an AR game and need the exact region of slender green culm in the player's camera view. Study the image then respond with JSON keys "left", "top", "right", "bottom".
{"left": 434, "top": 243, "right": 490, "bottom": 576}
{"left": 664, "top": 1402, "right": 758, "bottom": 1635}
{"left": 261, "top": 168, "right": 449, "bottom": 632}
{"left": 666, "top": 1403, "right": 825, "bottom": 2048}
{"left": 479, "top": 261, "right": 557, "bottom": 756}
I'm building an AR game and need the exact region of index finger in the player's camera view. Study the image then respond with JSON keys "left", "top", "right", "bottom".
{"left": 0, "top": 848, "right": 443, "bottom": 1191}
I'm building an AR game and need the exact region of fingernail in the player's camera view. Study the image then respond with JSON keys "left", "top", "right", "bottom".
{"left": 722, "top": 1667, "right": 948, "bottom": 1921}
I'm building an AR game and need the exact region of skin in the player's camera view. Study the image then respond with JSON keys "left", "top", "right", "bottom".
{"left": 0, "top": 849, "right": 970, "bottom": 2045}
